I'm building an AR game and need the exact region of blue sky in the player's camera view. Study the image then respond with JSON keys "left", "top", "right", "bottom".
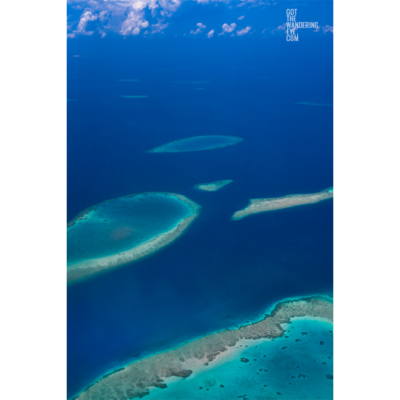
{"left": 67, "top": 0, "right": 333, "bottom": 39}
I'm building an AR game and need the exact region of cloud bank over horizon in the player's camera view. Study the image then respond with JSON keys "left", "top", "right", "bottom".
{"left": 67, "top": 0, "right": 333, "bottom": 39}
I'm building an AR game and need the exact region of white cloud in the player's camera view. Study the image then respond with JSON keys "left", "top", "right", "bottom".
{"left": 272, "top": 23, "right": 287, "bottom": 34}
{"left": 152, "top": 19, "right": 169, "bottom": 33}
{"left": 207, "top": 29, "right": 215, "bottom": 38}
{"left": 66, "top": 0, "right": 260, "bottom": 38}
{"left": 67, "top": 0, "right": 175, "bottom": 37}
{"left": 195, "top": 0, "right": 223, "bottom": 3}
{"left": 67, "top": 9, "right": 111, "bottom": 38}
{"left": 120, "top": 10, "right": 149, "bottom": 36}
{"left": 237, "top": 26, "right": 251, "bottom": 36}
{"left": 190, "top": 22, "right": 206, "bottom": 34}
{"left": 314, "top": 25, "right": 333, "bottom": 34}
{"left": 220, "top": 23, "right": 236, "bottom": 35}
{"left": 159, "top": 0, "right": 182, "bottom": 13}
{"left": 322, "top": 25, "right": 334, "bottom": 34}
{"left": 76, "top": 11, "right": 98, "bottom": 35}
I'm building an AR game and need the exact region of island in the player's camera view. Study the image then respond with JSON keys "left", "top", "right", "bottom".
{"left": 73, "top": 296, "right": 333, "bottom": 400}
{"left": 147, "top": 136, "right": 242, "bottom": 153}
{"left": 194, "top": 180, "right": 233, "bottom": 192}
{"left": 232, "top": 187, "right": 333, "bottom": 220}
{"left": 67, "top": 192, "right": 201, "bottom": 283}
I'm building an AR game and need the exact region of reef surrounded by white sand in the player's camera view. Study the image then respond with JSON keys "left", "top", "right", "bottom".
{"left": 73, "top": 296, "right": 333, "bottom": 400}
{"left": 194, "top": 180, "right": 233, "bottom": 192}
{"left": 232, "top": 187, "right": 333, "bottom": 220}
{"left": 147, "top": 136, "right": 242, "bottom": 153}
{"left": 67, "top": 193, "right": 201, "bottom": 283}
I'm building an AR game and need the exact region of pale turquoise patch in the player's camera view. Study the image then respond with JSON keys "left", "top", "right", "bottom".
{"left": 68, "top": 193, "right": 195, "bottom": 266}
{"left": 148, "top": 136, "right": 242, "bottom": 153}
{"left": 121, "top": 95, "right": 148, "bottom": 99}
{"left": 148, "top": 319, "right": 333, "bottom": 400}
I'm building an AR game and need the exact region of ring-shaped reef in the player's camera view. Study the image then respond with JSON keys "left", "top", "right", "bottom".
{"left": 67, "top": 192, "right": 201, "bottom": 283}
{"left": 148, "top": 136, "right": 243, "bottom": 153}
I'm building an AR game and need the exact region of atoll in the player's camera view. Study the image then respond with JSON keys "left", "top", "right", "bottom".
{"left": 73, "top": 296, "right": 333, "bottom": 400}
{"left": 67, "top": 193, "right": 200, "bottom": 283}
{"left": 232, "top": 187, "right": 333, "bottom": 220}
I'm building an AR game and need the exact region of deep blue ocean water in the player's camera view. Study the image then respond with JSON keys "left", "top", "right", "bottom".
{"left": 67, "top": 14, "right": 333, "bottom": 398}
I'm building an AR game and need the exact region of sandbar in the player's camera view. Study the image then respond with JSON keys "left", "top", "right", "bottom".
{"left": 73, "top": 296, "right": 333, "bottom": 400}
{"left": 232, "top": 187, "right": 333, "bottom": 220}
{"left": 67, "top": 193, "right": 200, "bottom": 283}
{"left": 194, "top": 180, "right": 233, "bottom": 192}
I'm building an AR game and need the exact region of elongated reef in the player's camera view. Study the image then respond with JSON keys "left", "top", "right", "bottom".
{"left": 232, "top": 187, "right": 333, "bottom": 220}
{"left": 148, "top": 136, "right": 242, "bottom": 153}
{"left": 73, "top": 296, "right": 333, "bottom": 400}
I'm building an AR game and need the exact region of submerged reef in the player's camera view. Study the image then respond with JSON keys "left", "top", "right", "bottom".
{"left": 148, "top": 136, "right": 242, "bottom": 153}
{"left": 232, "top": 187, "right": 333, "bottom": 220}
{"left": 67, "top": 193, "right": 200, "bottom": 283}
{"left": 74, "top": 296, "right": 333, "bottom": 400}
{"left": 194, "top": 180, "right": 233, "bottom": 192}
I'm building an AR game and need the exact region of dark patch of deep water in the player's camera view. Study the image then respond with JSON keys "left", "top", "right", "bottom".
{"left": 67, "top": 31, "right": 333, "bottom": 398}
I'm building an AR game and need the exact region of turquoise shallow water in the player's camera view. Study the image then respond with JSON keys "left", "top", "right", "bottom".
{"left": 148, "top": 319, "right": 333, "bottom": 400}
{"left": 67, "top": 193, "right": 194, "bottom": 264}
